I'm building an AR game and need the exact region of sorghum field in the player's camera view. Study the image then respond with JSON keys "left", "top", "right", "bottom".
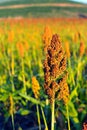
{"left": 0, "top": 18, "right": 87, "bottom": 130}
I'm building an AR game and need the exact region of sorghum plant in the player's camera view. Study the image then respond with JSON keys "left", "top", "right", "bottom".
{"left": 32, "top": 76, "right": 41, "bottom": 130}
{"left": 32, "top": 76, "right": 48, "bottom": 130}
{"left": 44, "top": 34, "right": 69, "bottom": 130}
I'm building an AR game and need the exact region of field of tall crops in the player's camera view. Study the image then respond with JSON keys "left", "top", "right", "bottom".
{"left": 0, "top": 18, "right": 87, "bottom": 130}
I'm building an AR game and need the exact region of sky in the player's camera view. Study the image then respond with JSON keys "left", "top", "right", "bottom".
{"left": 0, "top": 0, "right": 17, "bottom": 3}
{"left": 71, "top": 0, "right": 87, "bottom": 3}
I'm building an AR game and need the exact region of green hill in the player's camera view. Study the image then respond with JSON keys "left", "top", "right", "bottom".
{"left": 0, "top": 0, "right": 87, "bottom": 18}
{"left": 0, "top": 0, "right": 80, "bottom": 6}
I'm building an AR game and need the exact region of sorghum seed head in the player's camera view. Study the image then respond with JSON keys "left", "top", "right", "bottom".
{"left": 44, "top": 34, "right": 69, "bottom": 104}
{"left": 32, "top": 76, "right": 40, "bottom": 99}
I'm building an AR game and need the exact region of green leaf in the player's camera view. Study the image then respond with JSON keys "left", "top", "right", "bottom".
{"left": 19, "top": 93, "right": 45, "bottom": 107}
{"left": 70, "top": 87, "right": 78, "bottom": 100}
{"left": 0, "top": 93, "right": 9, "bottom": 101}
{"left": 18, "top": 108, "right": 30, "bottom": 115}
{"left": 68, "top": 101, "right": 79, "bottom": 123}
{"left": 18, "top": 127, "right": 23, "bottom": 130}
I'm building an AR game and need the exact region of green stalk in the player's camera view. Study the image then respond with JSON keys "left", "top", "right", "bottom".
{"left": 26, "top": 53, "right": 33, "bottom": 79}
{"left": 41, "top": 106, "right": 48, "bottom": 130}
{"left": 28, "top": 58, "right": 33, "bottom": 78}
{"left": 22, "top": 58, "right": 27, "bottom": 95}
{"left": 68, "top": 59, "right": 75, "bottom": 86}
{"left": 11, "top": 51, "right": 15, "bottom": 130}
{"left": 36, "top": 105, "right": 41, "bottom": 130}
{"left": 77, "top": 57, "right": 81, "bottom": 84}
{"left": 11, "top": 113, "right": 15, "bottom": 130}
{"left": 11, "top": 76, "right": 15, "bottom": 92}
{"left": 10, "top": 94, "right": 15, "bottom": 130}
{"left": 12, "top": 53, "right": 15, "bottom": 76}
{"left": 51, "top": 98, "right": 55, "bottom": 130}
{"left": 11, "top": 45, "right": 15, "bottom": 92}
{"left": 66, "top": 104, "right": 71, "bottom": 130}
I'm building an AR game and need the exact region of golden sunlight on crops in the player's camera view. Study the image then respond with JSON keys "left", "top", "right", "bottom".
{"left": 0, "top": 18, "right": 87, "bottom": 130}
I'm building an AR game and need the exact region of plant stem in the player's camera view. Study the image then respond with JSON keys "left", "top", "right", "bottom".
{"left": 68, "top": 59, "right": 75, "bottom": 86}
{"left": 41, "top": 106, "right": 48, "bottom": 130}
{"left": 22, "top": 58, "right": 26, "bottom": 95}
{"left": 66, "top": 104, "right": 71, "bottom": 130}
{"left": 77, "top": 57, "right": 81, "bottom": 84}
{"left": 11, "top": 113, "right": 15, "bottom": 130}
{"left": 10, "top": 94, "right": 15, "bottom": 130}
{"left": 11, "top": 76, "right": 15, "bottom": 92}
{"left": 51, "top": 98, "right": 55, "bottom": 130}
{"left": 36, "top": 105, "right": 41, "bottom": 130}
{"left": 11, "top": 51, "right": 15, "bottom": 130}
{"left": 12, "top": 52, "right": 14, "bottom": 76}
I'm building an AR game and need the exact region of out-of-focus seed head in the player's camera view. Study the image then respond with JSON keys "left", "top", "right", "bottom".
{"left": 79, "top": 41, "right": 85, "bottom": 57}
{"left": 82, "top": 122, "right": 87, "bottom": 130}
{"left": 8, "top": 30, "right": 14, "bottom": 43}
{"left": 16, "top": 42, "right": 25, "bottom": 58}
{"left": 64, "top": 41, "right": 70, "bottom": 58}
{"left": 43, "top": 25, "right": 52, "bottom": 52}
{"left": 32, "top": 76, "right": 40, "bottom": 99}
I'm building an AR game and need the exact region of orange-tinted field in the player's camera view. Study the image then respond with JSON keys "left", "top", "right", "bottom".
{"left": 0, "top": 18, "right": 87, "bottom": 130}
